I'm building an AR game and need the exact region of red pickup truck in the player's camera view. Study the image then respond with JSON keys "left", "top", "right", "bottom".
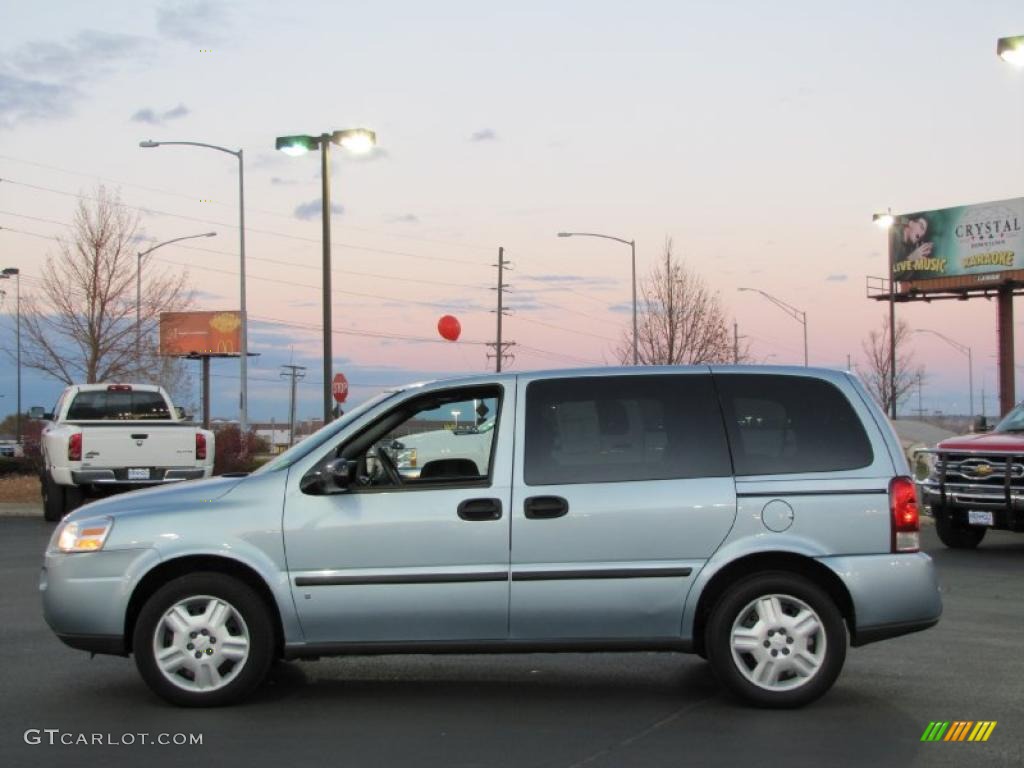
{"left": 919, "top": 406, "right": 1024, "bottom": 549}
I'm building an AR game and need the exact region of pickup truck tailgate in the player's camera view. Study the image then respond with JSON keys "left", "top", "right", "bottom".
{"left": 79, "top": 425, "right": 198, "bottom": 470}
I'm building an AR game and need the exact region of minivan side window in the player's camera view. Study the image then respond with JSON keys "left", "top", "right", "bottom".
{"left": 715, "top": 374, "right": 873, "bottom": 475}
{"left": 524, "top": 374, "right": 731, "bottom": 485}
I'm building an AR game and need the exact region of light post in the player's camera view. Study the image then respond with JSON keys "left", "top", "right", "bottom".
{"left": 557, "top": 232, "right": 637, "bottom": 365}
{"left": 737, "top": 288, "right": 808, "bottom": 366}
{"left": 135, "top": 233, "right": 216, "bottom": 365}
{"left": 997, "top": 35, "right": 1024, "bottom": 66}
{"left": 275, "top": 128, "right": 377, "bottom": 423}
{"left": 913, "top": 329, "right": 974, "bottom": 421}
{"left": 0, "top": 268, "right": 19, "bottom": 445}
{"left": 873, "top": 210, "right": 898, "bottom": 419}
{"left": 140, "top": 139, "right": 248, "bottom": 431}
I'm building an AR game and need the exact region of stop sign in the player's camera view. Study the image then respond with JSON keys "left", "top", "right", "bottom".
{"left": 332, "top": 372, "right": 349, "bottom": 404}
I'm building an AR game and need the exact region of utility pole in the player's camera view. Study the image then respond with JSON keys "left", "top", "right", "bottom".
{"left": 915, "top": 372, "right": 924, "bottom": 419}
{"left": 487, "top": 247, "right": 515, "bottom": 372}
{"left": 847, "top": 353, "right": 852, "bottom": 370}
{"left": 733, "top": 322, "right": 739, "bottom": 364}
{"left": 280, "top": 364, "right": 306, "bottom": 447}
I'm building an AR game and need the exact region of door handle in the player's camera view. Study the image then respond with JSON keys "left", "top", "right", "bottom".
{"left": 458, "top": 498, "right": 503, "bottom": 521}
{"left": 524, "top": 496, "right": 569, "bottom": 519}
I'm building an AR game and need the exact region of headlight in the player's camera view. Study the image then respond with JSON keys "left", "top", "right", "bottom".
{"left": 54, "top": 517, "right": 114, "bottom": 553}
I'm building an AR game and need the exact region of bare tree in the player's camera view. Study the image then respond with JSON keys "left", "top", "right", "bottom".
{"left": 20, "top": 185, "right": 193, "bottom": 389}
{"left": 858, "top": 315, "right": 923, "bottom": 416}
{"left": 618, "top": 238, "right": 745, "bottom": 365}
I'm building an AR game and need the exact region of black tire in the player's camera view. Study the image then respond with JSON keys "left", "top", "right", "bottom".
{"left": 934, "top": 510, "right": 986, "bottom": 549}
{"left": 41, "top": 474, "right": 63, "bottom": 522}
{"left": 705, "top": 571, "right": 847, "bottom": 708}
{"left": 133, "top": 573, "right": 275, "bottom": 707}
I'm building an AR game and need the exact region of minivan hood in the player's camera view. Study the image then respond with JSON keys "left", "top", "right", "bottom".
{"left": 64, "top": 475, "right": 247, "bottom": 523}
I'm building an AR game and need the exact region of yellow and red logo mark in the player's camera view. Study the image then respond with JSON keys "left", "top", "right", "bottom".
{"left": 921, "top": 721, "right": 997, "bottom": 742}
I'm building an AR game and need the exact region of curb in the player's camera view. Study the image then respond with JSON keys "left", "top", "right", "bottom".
{"left": 0, "top": 503, "right": 43, "bottom": 517}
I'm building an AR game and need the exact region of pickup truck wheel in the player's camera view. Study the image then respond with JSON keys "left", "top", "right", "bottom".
{"left": 705, "top": 572, "right": 846, "bottom": 708}
{"left": 133, "top": 573, "right": 274, "bottom": 707}
{"left": 41, "top": 475, "right": 78, "bottom": 522}
{"left": 935, "top": 510, "right": 986, "bottom": 549}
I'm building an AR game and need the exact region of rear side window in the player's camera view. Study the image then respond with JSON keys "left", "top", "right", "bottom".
{"left": 715, "top": 374, "right": 873, "bottom": 475}
{"left": 524, "top": 374, "right": 731, "bottom": 485}
{"left": 66, "top": 391, "right": 171, "bottom": 420}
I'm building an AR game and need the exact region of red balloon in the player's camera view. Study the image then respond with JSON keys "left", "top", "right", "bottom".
{"left": 438, "top": 315, "right": 461, "bottom": 341}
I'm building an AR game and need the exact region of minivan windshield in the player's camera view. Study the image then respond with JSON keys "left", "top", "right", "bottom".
{"left": 254, "top": 391, "right": 400, "bottom": 474}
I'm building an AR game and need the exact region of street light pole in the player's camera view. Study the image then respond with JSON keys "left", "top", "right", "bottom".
{"left": 320, "top": 134, "right": 333, "bottom": 424}
{"left": 135, "top": 233, "right": 217, "bottom": 367}
{"left": 275, "top": 128, "right": 378, "bottom": 423}
{"left": 913, "top": 329, "right": 974, "bottom": 421}
{"left": 139, "top": 139, "right": 247, "bottom": 431}
{"left": 736, "top": 287, "right": 808, "bottom": 366}
{"left": 557, "top": 232, "right": 638, "bottom": 364}
{"left": 0, "top": 268, "right": 20, "bottom": 445}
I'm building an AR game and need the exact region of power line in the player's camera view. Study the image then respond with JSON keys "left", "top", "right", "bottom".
{"left": 0, "top": 152, "right": 497, "bottom": 253}
{"left": 0, "top": 176, "right": 491, "bottom": 268}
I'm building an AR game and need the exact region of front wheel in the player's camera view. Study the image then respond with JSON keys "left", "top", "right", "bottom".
{"left": 705, "top": 572, "right": 846, "bottom": 708}
{"left": 133, "top": 573, "right": 274, "bottom": 707}
{"left": 935, "top": 510, "right": 986, "bottom": 549}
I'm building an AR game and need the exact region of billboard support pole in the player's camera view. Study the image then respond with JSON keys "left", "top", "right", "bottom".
{"left": 889, "top": 278, "right": 897, "bottom": 420}
{"left": 998, "top": 286, "right": 1015, "bottom": 417}
{"left": 202, "top": 356, "right": 211, "bottom": 430}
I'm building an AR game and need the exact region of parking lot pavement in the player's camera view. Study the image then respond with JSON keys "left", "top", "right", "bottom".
{"left": 1, "top": 519, "right": 1021, "bottom": 768}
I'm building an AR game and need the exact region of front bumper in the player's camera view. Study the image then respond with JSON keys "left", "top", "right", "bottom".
{"left": 818, "top": 552, "right": 942, "bottom": 647}
{"left": 41, "top": 547, "right": 159, "bottom": 651}
{"left": 919, "top": 482, "right": 1024, "bottom": 531}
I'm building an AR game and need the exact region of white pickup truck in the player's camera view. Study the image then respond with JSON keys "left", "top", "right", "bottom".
{"left": 32, "top": 383, "right": 215, "bottom": 521}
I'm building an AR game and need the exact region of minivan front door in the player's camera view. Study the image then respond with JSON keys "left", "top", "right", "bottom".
{"left": 283, "top": 384, "right": 514, "bottom": 645}
{"left": 510, "top": 372, "right": 737, "bottom": 640}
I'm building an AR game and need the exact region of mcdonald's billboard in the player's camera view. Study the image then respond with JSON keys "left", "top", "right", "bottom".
{"left": 159, "top": 311, "right": 243, "bottom": 357}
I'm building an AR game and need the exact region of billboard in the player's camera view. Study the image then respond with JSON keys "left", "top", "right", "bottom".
{"left": 890, "top": 197, "right": 1024, "bottom": 287}
{"left": 159, "top": 311, "right": 242, "bottom": 356}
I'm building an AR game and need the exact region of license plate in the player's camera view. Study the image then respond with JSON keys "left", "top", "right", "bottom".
{"left": 968, "top": 510, "right": 994, "bottom": 526}
{"left": 127, "top": 468, "right": 151, "bottom": 481}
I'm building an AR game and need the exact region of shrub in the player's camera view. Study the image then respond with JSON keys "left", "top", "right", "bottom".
{"left": 212, "top": 425, "right": 270, "bottom": 476}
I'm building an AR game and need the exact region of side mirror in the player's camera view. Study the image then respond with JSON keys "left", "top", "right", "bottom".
{"left": 175, "top": 406, "right": 188, "bottom": 421}
{"left": 300, "top": 458, "right": 356, "bottom": 495}
{"left": 29, "top": 406, "right": 49, "bottom": 420}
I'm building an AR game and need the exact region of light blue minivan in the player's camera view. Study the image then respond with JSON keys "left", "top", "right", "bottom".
{"left": 40, "top": 366, "right": 941, "bottom": 707}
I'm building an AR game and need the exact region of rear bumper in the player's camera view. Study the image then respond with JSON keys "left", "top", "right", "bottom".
{"left": 72, "top": 468, "right": 207, "bottom": 485}
{"left": 817, "top": 552, "right": 942, "bottom": 647}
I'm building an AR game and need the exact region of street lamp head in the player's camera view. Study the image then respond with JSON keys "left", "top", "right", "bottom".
{"left": 333, "top": 128, "right": 377, "bottom": 155}
{"left": 1, "top": 267, "right": 19, "bottom": 276}
{"left": 556, "top": 232, "right": 573, "bottom": 238}
{"left": 997, "top": 35, "right": 1024, "bottom": 66}
{"left": 203, "top": 232, "right": 217, "bottom": 238}
{"left": 139, "top": 140, "right": 160, "bottom": 148}
{"left": 872, "top": 212, "right": 895, "bottom": 229}
{"left": 275, "top": 134, "right": 319, "bottom": 157}
{"left": 737, "top": 287, "right": 752, "bottom": 292}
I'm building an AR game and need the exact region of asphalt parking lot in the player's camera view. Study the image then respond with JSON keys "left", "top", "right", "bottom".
{"left": 1, "top": 517, "right": 1021, "bottom": 768}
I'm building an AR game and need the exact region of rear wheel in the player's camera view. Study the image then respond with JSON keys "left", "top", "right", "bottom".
{"left": 935, "top": 509, "right": 986, "bottom": 549}
{"left": 133, "top": 573, "right": 274, "bottom": 707}
{"left": 41, "top": 475, "right": 80, "bottom": 521}
{"left": 705, "top": 572, "right": 846, "bottom": 708}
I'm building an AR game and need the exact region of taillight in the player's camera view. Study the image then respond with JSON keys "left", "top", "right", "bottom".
{"left": 195, "top": 433, "right": 207, "bottom": 461}
{"left": 890, "top": 476, "right": 920, "bottom": 553}
{"left": 68, "top": 433, "right": 83, "bottom": 462}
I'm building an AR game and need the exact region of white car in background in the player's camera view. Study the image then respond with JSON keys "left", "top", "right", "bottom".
{"left": 33, "top": 383, "right": 215, "bottom": 521}
{"left": 390, "top": 420, "right": 495, "bottom": 479}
